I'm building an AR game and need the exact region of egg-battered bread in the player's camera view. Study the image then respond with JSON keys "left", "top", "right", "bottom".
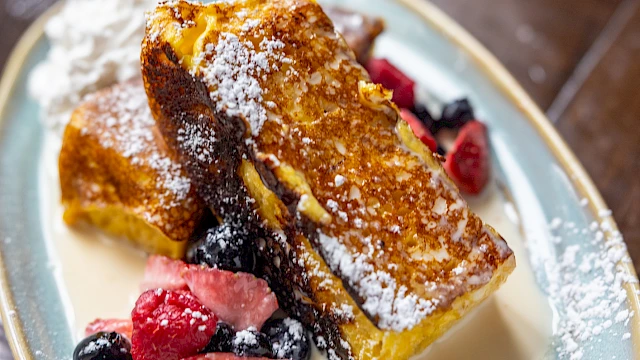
{"left": 59, "top": 79, "right": 205, "bottom": 259}
{"left": 141, "top": 0, "right": 515, "bottom": 359}
{"left": 56, "top": 5, "right": 379, "bottom": 260}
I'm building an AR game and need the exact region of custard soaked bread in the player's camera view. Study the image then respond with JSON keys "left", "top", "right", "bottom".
{"left": 142, "top": 0, "right": 515, "bottom": 358}
{"left": 57, "top": 6, "right": 379, "bottom": 260}
{"left": 59, "top": 79, "right": 205, "bottom": 258}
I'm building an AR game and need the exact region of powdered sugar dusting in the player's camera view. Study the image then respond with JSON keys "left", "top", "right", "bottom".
{"left": 84, "top": 83, "right": 191, "bottom": 209}
{"left": 541, "top": 211, "right": 637, "bottom": 359}
{"left": 318, "top": 232, "right": 437, "bottom": 331}
{"left": 196, "top": 32, "right": 288, "bottom": 136}
{"left": 271, "top": 318, "right": 310, "bottom": 358}
{"left": 234, "top": 328, "right": 258, "bottom": 346}
{"left": 177, "top": 118, "right": 216, "bottom": 164}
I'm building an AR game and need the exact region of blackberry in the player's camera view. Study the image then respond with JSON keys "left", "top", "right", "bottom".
{"left": 232, "top": 329, "right": 274, "bottom": 358}
{"left": 440, "top": 98, "right": 475, "bottom": 129}
{"left": 263, "top": 318, "right": 311, "bottom": 360}
{"left": 203, "top": 322, "right": 235, "bottom": 353}
{"left": 411, "top": 104, "right": 439, "bottom": 134}
{"left": 187, "top": 223, "right": 256, "bottom": 273}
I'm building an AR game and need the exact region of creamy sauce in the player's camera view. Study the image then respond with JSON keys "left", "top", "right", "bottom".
{"left": 39, "top": 135, "right": 146, "bottom": 340}
{"left": 417, "top": 186, "right": 552, "bottom": 359}
{"left": 39, "top": 134, "right": 551, "bottom": 358}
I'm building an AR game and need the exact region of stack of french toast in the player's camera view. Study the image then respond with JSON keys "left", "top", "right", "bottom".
{"left": 59, "top": 1, "right": 514, "bottom": 359}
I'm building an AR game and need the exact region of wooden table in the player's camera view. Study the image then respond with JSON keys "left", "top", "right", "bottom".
{"left": 0, "top": 0, "right": 639, "bottom": 356}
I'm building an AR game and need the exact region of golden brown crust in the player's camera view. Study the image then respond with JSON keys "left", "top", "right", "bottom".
{"left": 141, "top": 0, "right": 515, "bottom": 358}
{"left": 59, "top": 79, "right": 205, "bottom": 255}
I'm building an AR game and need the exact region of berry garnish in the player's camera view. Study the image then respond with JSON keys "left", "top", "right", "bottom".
{"left": 411, "top": 104, "right": 439, "bottom": 134}
{"left": 85, "top": 318, "right": 133, "bottom": 340}
{"left": 262, "top": 318, "right": 310, "bottom": 360}
{"left": 131, "top": 289, "right": 218, "bottom": 360}
{"left": 186, "top": 224, "right": 256, "bottom": 273}
{"left": 140, "top": 255, "right": 189, "bottom": 292}
{"left": 443, "top": 121, "right": 490, "bottom": 195}
{"left": 232, "top": 329, "right": 274, "bottom": 358}
{"left": 365, "top": 58, "right": 415, "bottom": 109}
{"left": 400, "top": 108, "right": 438, "bottom": 152}
{"left": 73, "top": 332, "right": 132, "bottom": 360}
{"left": 183, "top": 266, "right": 279, "bottom": 331}
{"left": 182, "top": 354, "right": 270, "bottom": 360}
{"left": 440, "top": 98, "right": 475, "bottom": 129}
{"left": 203, "top": 322, "right": 235, "bottom": 353}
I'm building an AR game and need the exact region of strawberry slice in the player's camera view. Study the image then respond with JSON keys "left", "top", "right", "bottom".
{"left": 366, "top": 58, "right": 415, "bottom": 108}
{"left": 182, "top": 354, "right": 270, "bottom": 360}
{"left": 131, "top": 289, "right": 218, "bottom": 360}
{"left": 400, "top": 108, "right": 437, "bottom": 152}
{"left": 140, "top": 255, "right": 189, "bottom": 292}
{"left": 444, "top": 121, "right": 490, "bottom": 195}
{"left": 183, "top": 267, "right": 278, "bottom": 331}
{"left": 85, "top": 318, "right": 133, "bottom": 339}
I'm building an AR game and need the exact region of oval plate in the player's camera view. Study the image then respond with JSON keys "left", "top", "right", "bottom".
{"left": 0, "top": 0, "right": 638, "bottom": 359}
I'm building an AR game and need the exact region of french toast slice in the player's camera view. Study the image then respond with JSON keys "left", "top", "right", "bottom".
{"left": 141, "top": 1, "right": 515, "bottom": 359}
{"left": 59, "top": 79, "right": 205, "bottom": 259}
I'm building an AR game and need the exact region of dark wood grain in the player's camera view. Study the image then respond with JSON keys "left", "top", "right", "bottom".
{"left": 555, "top": 5, "right": 640, "bottom": 266}
{"left": 430, "top": 0, "right": 622, "bottom": 109}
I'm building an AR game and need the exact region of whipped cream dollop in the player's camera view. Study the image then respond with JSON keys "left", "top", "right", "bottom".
{"left": 28, "top": 0, "right": 157, "bottom": 137}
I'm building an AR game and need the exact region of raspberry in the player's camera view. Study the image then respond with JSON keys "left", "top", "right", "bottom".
{"left": 366, "top": 58, "right": 415, "bottom": 109}
{"left": 131, "top": 289, "right": 217, "bottom": 360}
{"left": 444, "top": 121, "right": 490, "bottom": 194}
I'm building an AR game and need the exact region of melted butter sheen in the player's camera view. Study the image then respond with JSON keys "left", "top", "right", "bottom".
{"left": 40, "top": 134, "right": 551, "bottom": 357}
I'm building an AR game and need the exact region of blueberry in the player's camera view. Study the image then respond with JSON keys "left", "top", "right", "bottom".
{"left": 186, "top": 223, "right": 256, "bottom": 273}
{"left": 203, "top": 322, "right": 235, "bottom": 353}
{"left": 263, "top": 318, "right": 311, "bottom": 360}
{"left": 73, "top": 332, "right": 132, "bottom": 360}
{"left": 440, "top": 98, "right": 475, "bottom": 129}
{"left": 437, "top": 145, "right": 447, "bottom": 156}
{"left": 232, "top": 329, "right": 274, "bottom": 358}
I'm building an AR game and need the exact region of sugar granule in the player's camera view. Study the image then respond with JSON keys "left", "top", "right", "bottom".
{"left": 545, "top": 213, "right": 636, "bottom": 359}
